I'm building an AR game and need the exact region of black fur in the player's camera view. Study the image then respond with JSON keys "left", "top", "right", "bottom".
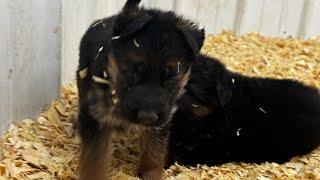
{"left": 168, "top": 54, "right": 320, "bottom": 166}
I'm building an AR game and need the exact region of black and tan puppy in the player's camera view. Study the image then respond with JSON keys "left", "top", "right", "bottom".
{"left": 168, "top": 54, "right": 320, "bottom": 166}
{"left": 76, "top": 0, "right": 204, "bottom": 179}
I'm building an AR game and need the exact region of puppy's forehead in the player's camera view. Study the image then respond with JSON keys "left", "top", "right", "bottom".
{"left": 126, "top": 49, "right": 147, "bottom": 63}
{"left": 126, "top": 36, "right": 188, "bottom": 65}
{"left": 125, "top": 48, "right": 184, "bottom": 67}
{"left": 113, "top": 19, "right": 190, "bottom": 65}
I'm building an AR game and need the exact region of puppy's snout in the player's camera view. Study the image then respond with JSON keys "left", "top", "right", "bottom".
{"left": 123, "top": 85, "right": 171, "bottom": 126}
{"left": 138, "top": 111, "right": 159, "bottom": 123}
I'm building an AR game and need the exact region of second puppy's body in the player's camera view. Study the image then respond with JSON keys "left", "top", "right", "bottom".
{"left": 168, "top": 54, "right": 320, "bottom": 166}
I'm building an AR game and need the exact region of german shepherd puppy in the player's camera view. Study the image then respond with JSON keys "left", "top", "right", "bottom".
{"left": 76, "top": 0, "right": 204, "bottom": 179}
{"left": 168, "top": 54, "right": 320, "bottom": 166}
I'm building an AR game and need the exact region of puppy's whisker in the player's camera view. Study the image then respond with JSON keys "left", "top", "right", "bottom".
{"left": 133, "top": 38, "right": 140, "bottom": 48}
{"left": 177, "top": 61, "right": 181, "bottom": 73}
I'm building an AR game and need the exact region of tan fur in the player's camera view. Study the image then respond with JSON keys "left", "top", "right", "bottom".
{"left": 139, "top": 129, "right": 168, "bottom": 180}
{"left": 165, "top": 58, "right": 181, "bottom": 69}
{"left": 192, "top": 104, "right": 215, "bottom": 119}
{"left": 79, "top": 127, "right": 112, "bottom": 180}
{"left": 176, "top": 68, "right": 191, "bottom": 99}
{"left": 107, "top": 54, "right": 120, "bottom": 84}
{"left": 127, "top": 49, "right": 148, "bottom": 63}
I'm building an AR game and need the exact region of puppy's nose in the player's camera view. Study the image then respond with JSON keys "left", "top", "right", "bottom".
{"left": 138, "top": 111, "right": 158, "bottom": 123}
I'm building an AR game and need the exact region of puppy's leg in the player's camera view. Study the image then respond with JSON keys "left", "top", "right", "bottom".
{"left": 78, "top": 111, "right": 112, "bottom": 180}
{"left": 139, "top": 128, "right": 169, "bottom": 180}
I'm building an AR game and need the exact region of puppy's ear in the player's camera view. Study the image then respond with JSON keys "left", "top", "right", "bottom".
{"left": 123, "top": 0, "right": 141, "bottom": 12}
{"left": 113, "top": 0, "right": 151, "bottom": 37}
{"left": 176, "top": 22, "right": 205, "bottom": 54}
{"left": 216, "top": 75, "right": 233, "bottom": 107}
{"left": 113, "top": 13, "right": 152, "bottom": 37}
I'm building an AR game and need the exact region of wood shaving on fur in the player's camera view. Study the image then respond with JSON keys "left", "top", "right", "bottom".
{"left": 78, "top": 68, "right": 88, "bottom": 79}
{"left": 92, "top": 75, "right": 110, "bottom": 85}
{"left": 1, "top": 32, "right": 320, "bottom": 179}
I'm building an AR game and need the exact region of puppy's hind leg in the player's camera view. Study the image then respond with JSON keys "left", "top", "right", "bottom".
{"left": 78, "top": 111, "right": 112, "bottom": 180}
{"left": 139, "top": 127, "right": 169, "bottom": 180}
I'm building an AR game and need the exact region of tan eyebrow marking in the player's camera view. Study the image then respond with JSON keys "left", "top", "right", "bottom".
{"left": 192, "top": 104, "right": 215, "bottom": 119}
{"left": 165, "top": 58, "right": 181, "bottom": 69}
{"left": 126, "top": 50, "right": 147, "bottom": 63}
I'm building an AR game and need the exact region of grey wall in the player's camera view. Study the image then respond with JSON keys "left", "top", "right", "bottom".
{"left": 0, "top": 0, "right": 61, "bottom": 133}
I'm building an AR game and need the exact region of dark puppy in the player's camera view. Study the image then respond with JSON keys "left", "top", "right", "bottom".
{"left": 76, "top": 0, "right": 204, "bottom": 179}
{"left": 168, "top": 54, "right": 320, "bottom": 166}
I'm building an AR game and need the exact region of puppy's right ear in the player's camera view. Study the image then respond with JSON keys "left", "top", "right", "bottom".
{"left": 176, "top": 22, "right": 205, "bottom": 55}
{"left": 123, "top": 0, "right": 141, "bottom": 12}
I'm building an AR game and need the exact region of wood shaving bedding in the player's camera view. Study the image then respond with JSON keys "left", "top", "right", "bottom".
{"left": 1, "top": 32, "right": 320, "bottom": 179}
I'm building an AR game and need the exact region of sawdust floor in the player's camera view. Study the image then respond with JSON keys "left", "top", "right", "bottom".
{"left": 1, "top": 32, "right": 320, "bottom": 180}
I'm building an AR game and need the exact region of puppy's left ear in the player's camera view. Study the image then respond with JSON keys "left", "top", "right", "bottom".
{"left": 176, "top": 22, "right": 205, "bottom": 54}
{"left": 114, "top": 15, "right": 152, "bottom": 37}
{"left": 123, "top": 0, "right": 141, "bottom": 11}
{"left": 113, "top": 0, "right": 152, "bottom": 37}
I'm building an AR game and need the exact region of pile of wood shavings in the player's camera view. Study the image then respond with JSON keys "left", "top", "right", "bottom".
{"left": 202, "top": 31, "right": 320, "bottom": 88}
{"left": 0, "top": 83, "right": 140, "bottom": 179}
{"left": 1, "top": 32, "right": 320, "bottom": 179}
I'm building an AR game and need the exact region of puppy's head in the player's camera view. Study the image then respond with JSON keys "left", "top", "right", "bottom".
{"left": 107, "top": 2, "right": 205, "bottom": 127}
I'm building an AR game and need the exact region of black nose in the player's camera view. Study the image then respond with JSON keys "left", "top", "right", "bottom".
{"left": 138, "top": 111, "right": 159, "bottom": 123}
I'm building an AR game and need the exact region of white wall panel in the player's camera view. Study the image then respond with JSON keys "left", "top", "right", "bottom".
{"left": 237, "top": 0, "right": 265, "bottom": 35}
{"left": 279, "top": 0, "right": 305, "bottom": 37}
{"left": 145, "top": 0, "right": 175, "bottom": 10}
{"left": 259, "top": 0, "right": 284, "bottom": 36}
{"left": 197, "top": 0, "right": 219, "bottom": 33}
{"left": 175, "top": 0, "right": 200, "bottom": 22}
{"left": 215, "top": 0, "right": 239, "bottom": 33}
{"left": 0, "top": 0, "right": 61, "bottom": 134}
{"left": 0, "top": 0, "right": 11, "bottom": 133}
{"left": 303, "top": 0, "right": 320, "bottom": 39}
